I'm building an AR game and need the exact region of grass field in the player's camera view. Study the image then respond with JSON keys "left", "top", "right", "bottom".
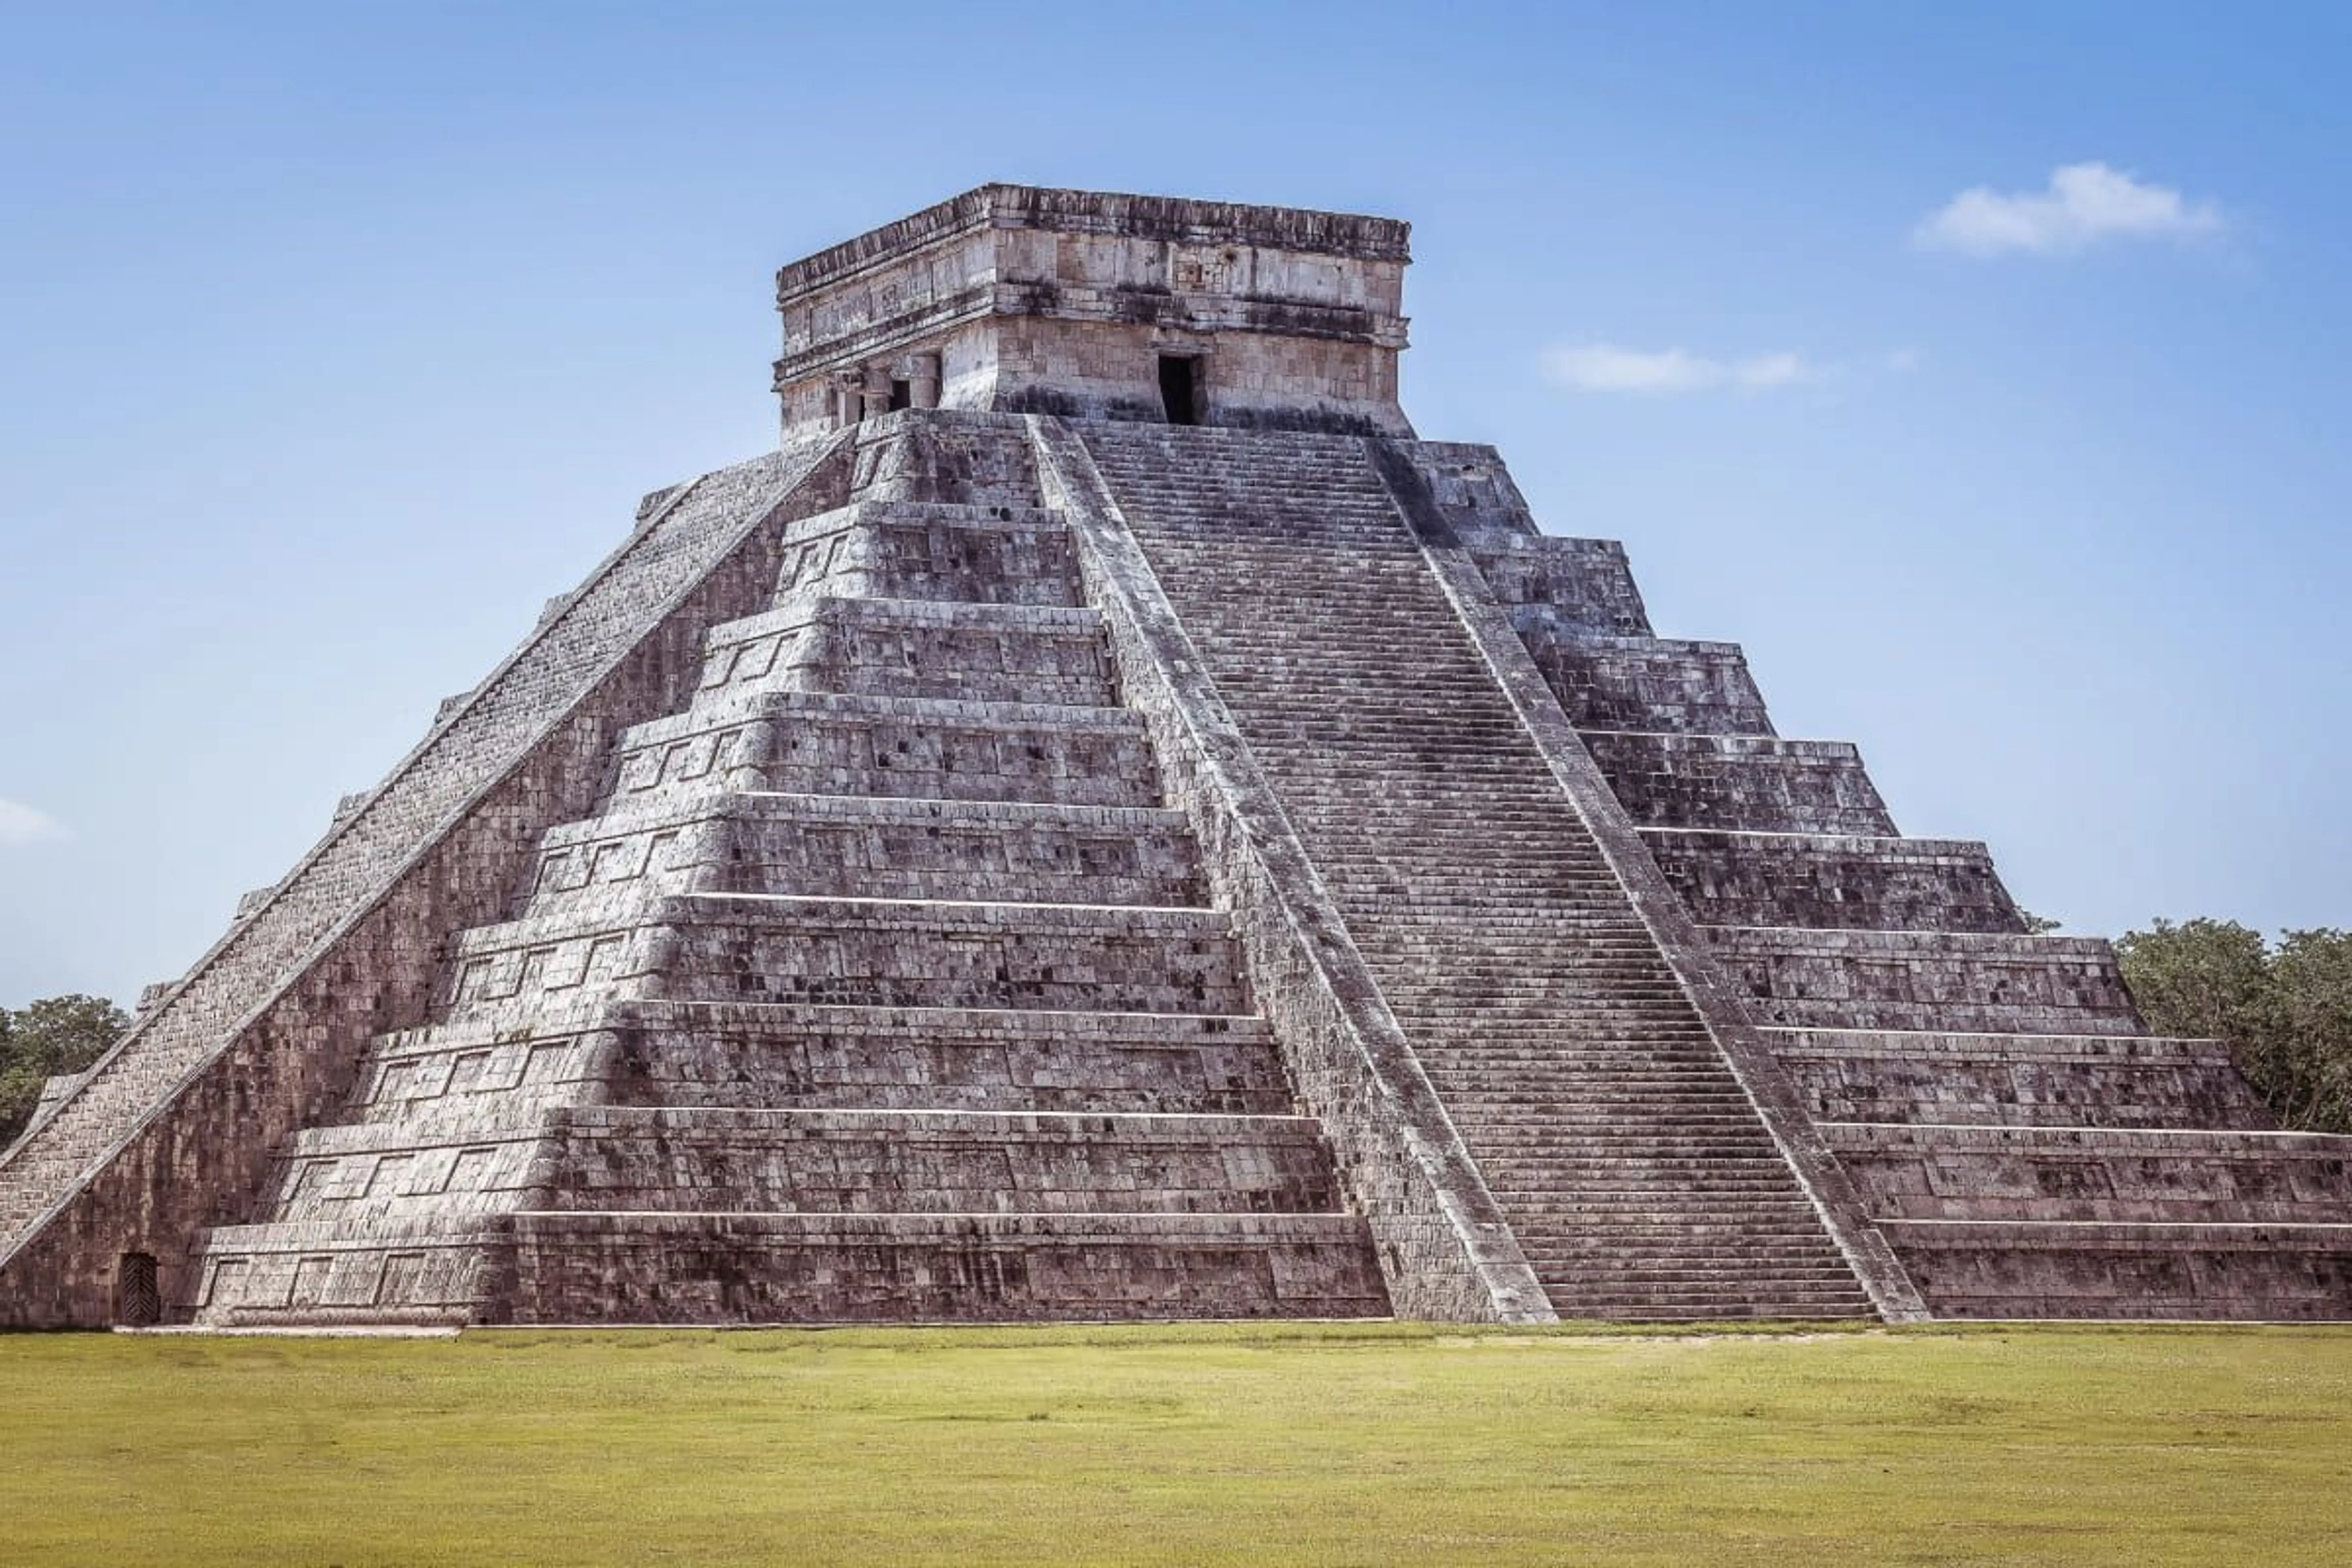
{"left": 2, "top": 1321, "right": 2347, "bottom": 1566}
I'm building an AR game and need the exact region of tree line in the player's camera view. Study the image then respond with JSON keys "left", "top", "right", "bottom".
{"left": 1, "top": 917, "right": 2346, "bottom": 1150}
{"left": 0, "top": 994, "right": 130, "bottom": 1149}
{"left": 2114, "top": 920, "right": 2352, "bottom": 1134}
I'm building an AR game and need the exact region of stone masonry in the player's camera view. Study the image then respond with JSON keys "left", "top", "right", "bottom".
{"left": 1, "top": 185, "right": 2342, "bottom": 1326}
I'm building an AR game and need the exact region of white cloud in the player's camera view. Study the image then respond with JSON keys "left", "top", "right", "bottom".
{"left": 0, "top": 797, "right": 68, "bottom": 847}
{"left": 1541, "top": 343, "right": 1818, "bottom": 395}
{"left": 1915, "top": 162, "right": 2223, "bottom": 256}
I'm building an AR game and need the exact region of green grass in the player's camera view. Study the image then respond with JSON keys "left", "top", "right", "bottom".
{"left": 3, "top": 1321, "right": 2348, "bottom": 1565}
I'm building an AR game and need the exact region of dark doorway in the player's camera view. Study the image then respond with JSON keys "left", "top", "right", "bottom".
{"left": 1157, "top": 356, "right": 1200, "bottom": 425}
{"left": 117, "top": 1251, "right": 161, "bottom": 1327}
{"left": 888, "top": 378, "right": 912, "bottom": 412}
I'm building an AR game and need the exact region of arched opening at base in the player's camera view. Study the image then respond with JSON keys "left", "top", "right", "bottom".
{"left": 117, "top": 1251, "right": 161, "bottom": 1328}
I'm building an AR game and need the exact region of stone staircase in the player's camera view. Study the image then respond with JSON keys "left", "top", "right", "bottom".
{"left": 1409, "top": 442, "right": 2352, "bottom": 1319}
{"left": 189, "top": 468, "right": 1385, "bottom": 1326}
{"left": 1079, "top": 422, "right": 1875, "bottom": 1321}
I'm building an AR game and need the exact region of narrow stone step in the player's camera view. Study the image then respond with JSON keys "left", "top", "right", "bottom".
{"left": 537, "top": 1106, "right": 1344, "bottom": 1216}
{"left": 1825, "top": 1121, "right": 2352, "bottom": 1225}
{"left": 270, "top": 1107, "right": 1348, "bottom": 1221}
{"left": 698, "top": 596, "right": 1117, "bottom": 707}
{"left": 592, "top": 998, "right": 1292, "bottom": 1116}
{"left": 1762, "top": 1026, "right": 2268, "bottom": 1130}
{"left": 1882, "top": 1217, "right": 2352, "bottom": 1321}
{"left": 1708, "top": 927, "right": 2143, "bottom": 1034}
{"left": 770, "top": 499, "right": 1083, "bottom": 609}
{"left": 611, "top": 690, "right": 1161, "bottom": 808}
{"left": 523, "top": 791, "right": 1208, "bottom": 912}
{"left": 188, "top": 1211, "right": 1392, "bottom": 1327}
{"left": 443, "top": 894, "right": 1250, "bottom": 1019}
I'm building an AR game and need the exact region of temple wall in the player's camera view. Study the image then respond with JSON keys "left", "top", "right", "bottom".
{"left": 776, "top": 185, "right": 1411, "bottom": 436}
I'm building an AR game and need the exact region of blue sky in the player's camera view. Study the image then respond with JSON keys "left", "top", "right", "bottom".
{"left": 1, "top": 2, "right": 2346, "bottom": 1006}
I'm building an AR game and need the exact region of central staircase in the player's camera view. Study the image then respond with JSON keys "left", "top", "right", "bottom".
{"left": 1079, "top": 423, "right": 1875, "bottom": 1320}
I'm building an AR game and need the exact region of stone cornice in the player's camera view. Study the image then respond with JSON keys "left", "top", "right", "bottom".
{"left": 776, "top": 183, "right": 1411, "bottom": 306}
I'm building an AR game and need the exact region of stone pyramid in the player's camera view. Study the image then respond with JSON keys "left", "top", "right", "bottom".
{"left": 4, "top": 185, "right": 2346, "bottom": 1327}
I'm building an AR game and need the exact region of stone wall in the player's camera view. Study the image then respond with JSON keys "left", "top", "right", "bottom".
{"left": 775, "top": 185, "right": 1412, "bottom": 436}
{"left": 1646, "top": 830, "right": 2022, "bottom": 933}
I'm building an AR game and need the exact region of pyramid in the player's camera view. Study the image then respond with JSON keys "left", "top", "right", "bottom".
{"left": 4, "top": 185, "right": 2346, "bottom": 1328}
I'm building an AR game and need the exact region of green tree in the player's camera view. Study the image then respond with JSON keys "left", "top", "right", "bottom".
{"left": 2115, "top": 918, "right": 2273, "bottom": 1043}
{"left": 2267, "top": 929, "right": 2352, "bottom": 1131}
{"left": 2116, "top": 919, "right": 2352, "bottom": 1134}
{"left": 0, "top": 994, "right": 129, "bottom": 1149}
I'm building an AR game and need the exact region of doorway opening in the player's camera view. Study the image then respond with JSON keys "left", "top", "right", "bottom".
{"left": 1157, "top": 356, "right": 1200, "bottom": 425}
{"left": 117, "top": 1251, "right": 161, "bottom": 1327}
{"left": 888, "top": 378, "right": 912, "bottom": 412}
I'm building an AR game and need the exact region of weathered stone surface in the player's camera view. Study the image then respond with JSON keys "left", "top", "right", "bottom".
{"left": 1706, "top": 929, "right": 2141, "bottom": 1035}
{"left": 1067, "top": 420, "right": 1886, "bottom": 1322}
{"left": 774, "top": 185, "right": 1413, "bottom": 437}
{"left": 1644, "top": 830, "right": 2024, "bottom": 933}
{"left": 1880, "top": 1221, "right": 2352, "bottom": 1321}
{"left": 1766, "top": 1029, "right": 2268, "bottom": 1129}
{"left": 0, "top": 438, "right": 855, "bottom": 1325}
{"left": 599, "top": 1001, "right": 1295, "bottom": 1116}
{"left": 9, "top": 184, "right": 2342, "bottom": 1328}
{"left": 1432, "top": 426, "right": 2352, "bottom": 1319}
{"left": 166, "top": 404, "right": 1387, "bottom": 1330}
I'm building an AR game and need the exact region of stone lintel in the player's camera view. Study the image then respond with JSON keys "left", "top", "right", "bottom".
{"left": 775, "top": 184, "right": 1411, "bottom": 301}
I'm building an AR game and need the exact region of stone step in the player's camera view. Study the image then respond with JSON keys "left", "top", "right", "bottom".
{"left": 1463, "top": 1165, "right": 1816, "bottom": 1186}
{"left": 1443, "top": 1112, "right": 1777, "bottom": 1130}
{"left": 1422, "top": 1067, "right": 1754, "bottom": 1082}
{"left": 599, "top": 999, "right": 1295, "bottom": 1116}
{"left": 1825, "top": 1121, "right": 2352, "bottom": 1224}
{"left": 770, "top": 499, "right": 1081, "bottom": 609}
{"left": 190, "top": 1217, "right": 500, "bottom": 1328}
{"left": 522, "top": 791, "right": 1207, "bottom": 913}
{"left": 1577, "top": 732, "right": 1896, "bottom": 836}
{"left": 501, "top": 1210, "right": 1390, "bottom": 1325}
{"left": 610, "top": 690, "right": 1160, "bottom": 808}
{"left": 697, "top": 596, "right": 1115, "bottom": 707}
{"left": 1640, "top": 826, "right": 2023, "bottom": 935}
{"left": 1882, "top": 1218, "right": 2352, "bottom": 1321}
{"left": 538, "top": 1106, "right": 1343, "bottom": 1215}
{"left": 345, "top": 1000, "right": 1295, "bottom": 1127}
{"left": 268, "top": 1107, "right": 1347, "bottom": 1221}
{"left": 1541, "top": 1301, "right": 1874, "bottom": 1323}
{"left": 1508, "top": 1204, "right": 1829, "bottom": 1225}
{"left": 1512, "top": 1221, "right": 1838, "bottom": 1239}
{"left": 1460, "top": 1133, "right": 1798, "bottom": 1154}
{"left": 1524, "top": 1258, "right": 1870, "bottom": 1283}
{"left": 185, "top": 1211, "right": 1392, "bottom": 1327}
{"left": 270, "top": 1121, "right": 547, "bottom": 1221}
{"left": 1762, "top": 1026, "right": 2270, "bottom": 1130}
{"left": 1708, "top": 927, "right": 2143, "bottom": 1035}
{"left": 1516, "top": 634, "right": 1778, "bottom": 737}
{"left": 443, "top": 894, "right": 1252, "bottom": 1019}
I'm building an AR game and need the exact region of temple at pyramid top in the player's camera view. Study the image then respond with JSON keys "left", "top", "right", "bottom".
{"left": 772, "top": 183, "right": 1415, "bottom": 437}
